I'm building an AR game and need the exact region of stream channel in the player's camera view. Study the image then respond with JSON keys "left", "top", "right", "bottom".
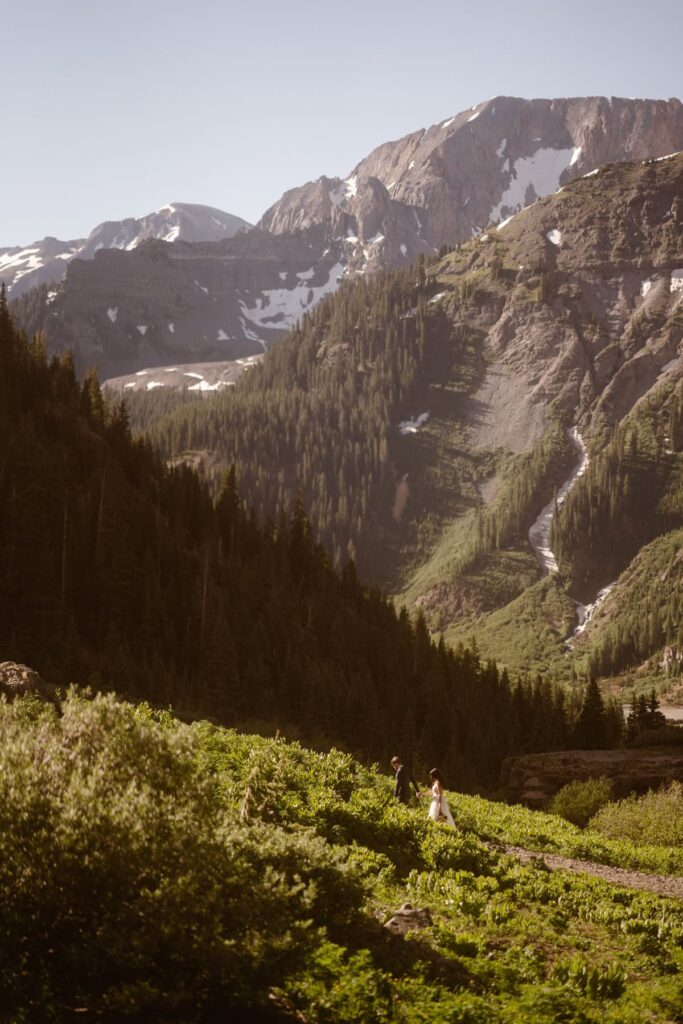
{"left": 527, "top": 427, "right": 616, "bottom": 645}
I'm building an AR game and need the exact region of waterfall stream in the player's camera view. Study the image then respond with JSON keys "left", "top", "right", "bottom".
{"left": 527, "top": 427, "right": 589, "bottom": 575}
{"left": 527, "top": 427, "right": 616, "bottom": 644}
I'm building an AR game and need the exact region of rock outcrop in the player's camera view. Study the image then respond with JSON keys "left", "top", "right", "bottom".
{"left": 501, "top": 747, "right": 683, "bottom": 805}
{"left": 0, "top": 662, "right": 56, "bottom": 703}
{"left": 262, "top": 96, "right": 683, "bottom": 265}
{"left": 384, "top": 904, "right": 433, "bottom": 935}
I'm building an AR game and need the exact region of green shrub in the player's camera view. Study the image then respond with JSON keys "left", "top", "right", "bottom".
{"left": 0, "top": 693, "right": 366, "bottom": 1021}
{"left": 588, "top": 782, "right": 683, "bottom": 847}
{"left": 549, "top": 777, "right": 614, "bottom": 827}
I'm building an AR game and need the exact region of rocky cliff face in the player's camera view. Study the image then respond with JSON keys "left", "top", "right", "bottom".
{"left": 501, "top": 747, "right": 683, "bottom": 805}
{"left": 457, "top": 153, "right": 683, "bottom": 440}
{"left": 39, "top": 227, "right": 345, "bottom": 377}
{"left": 1, "top": 202, "right": 251, "bottom": 299}
{"left": 13, "top": 96, "right": 683, "bottom": 376}
{"left": 261, "top": 96, "right": 683, "bottom": 267}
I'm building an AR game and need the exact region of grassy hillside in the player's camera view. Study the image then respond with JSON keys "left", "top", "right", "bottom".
{"left": 2, "top": 691, "right": 681, "bottom": 1023}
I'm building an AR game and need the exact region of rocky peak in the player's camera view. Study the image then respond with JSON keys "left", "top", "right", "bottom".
{"left": 263, "top": 96, "right": 683, "bottom": 261}
{"left": 1, "top": 203, "right": 252, "bottom": 299}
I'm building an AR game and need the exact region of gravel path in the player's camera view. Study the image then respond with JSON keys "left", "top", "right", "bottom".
{"left": 495, "top": 843, "right": 683, "bottom": 901}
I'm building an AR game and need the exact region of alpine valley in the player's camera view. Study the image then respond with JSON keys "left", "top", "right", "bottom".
{"left": 9, "top": 95, "right": 683, "bottom": 702}
{"left": 3, "top": 86, "right": 683, "bottom": 1024}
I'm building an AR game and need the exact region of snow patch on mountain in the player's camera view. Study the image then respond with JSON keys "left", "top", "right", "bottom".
{"left": 107, "top": 307, "right": 118, "bottom": 323}
{"left": 490, "top": 146, "right": 577, "bottom": 223}
{"left": 239, "top": 263, "right": 345, "bottom": 331}
{"left": 546, "top": 229, "right": 562, "bottom": 246}
{"left": 0, "top": 247, "right": 44, "bottom": 283}
{"left": 345, "top": 175, "right": 358, "bottom": 198}
{"left": 497, "top": 213, "right": 516, "bottom": 230}
{"left": 659, "top": 358, "right": 680, "bottom": 377}
{"left": 399, "top": 412, "right": 430, "bottom": 435}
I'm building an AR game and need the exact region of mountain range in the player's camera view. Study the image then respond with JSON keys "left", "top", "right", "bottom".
{"left": 10, "top": 95, "right": 683, "bottom": 378}
{"left": 1, "top": 202, "right": 251, "bottom": 299}
{"left": 124, "top": 149, "right": 683, "bottom": 701}
{"left": 6, "top": 93, "right": 683, "bottom": 700}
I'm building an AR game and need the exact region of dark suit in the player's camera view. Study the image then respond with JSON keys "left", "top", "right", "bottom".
{"left": 394, "top": 764, "right": 418, "bottom": 804}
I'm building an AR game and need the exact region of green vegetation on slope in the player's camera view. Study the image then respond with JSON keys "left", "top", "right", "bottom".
{"left": 551, "top": 377, "right": 683, "bottom": 688}
{"left": 589, "top": 783, "right": 683, "bottom": 849}
{"left": 574, "top": 529, "right": 683, "bottom": 691}
{"left": 2, "top": 692, "right": 681, "bottom": 1023}
{"left": 1, "top": 288, "right": 604, "bottom": 792}
{"left": 551, "top": 378, "right": 683, "bottom": 600}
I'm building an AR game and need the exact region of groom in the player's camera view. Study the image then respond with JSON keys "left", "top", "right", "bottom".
{"left": 391, "top": 756, "right": 420, "bottom": 805}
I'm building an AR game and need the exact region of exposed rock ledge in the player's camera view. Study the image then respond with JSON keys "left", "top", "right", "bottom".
{"left": 0, "top": 662, "right": 57, "bottom": 703}
{"left": 501, "top": 748, "right": 683, "bottom": 806}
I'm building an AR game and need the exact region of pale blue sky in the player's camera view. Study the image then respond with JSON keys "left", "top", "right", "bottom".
{"left": 2, "top": 0, "right": 681, "bottom": 245}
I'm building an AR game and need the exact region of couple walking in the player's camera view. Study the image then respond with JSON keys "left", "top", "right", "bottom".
{"left": 391, "top": 756, "right": 455, "bottom": 827}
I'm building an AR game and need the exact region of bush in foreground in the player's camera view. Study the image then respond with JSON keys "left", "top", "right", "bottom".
{"left": 589, "top": 782, "right": 683, "bottom": 848}
{"left": 0, "top": 693, "right": 365, "bottom": 1021}
{"left": 549, "top": 777, "right": 614, "bottom": 827}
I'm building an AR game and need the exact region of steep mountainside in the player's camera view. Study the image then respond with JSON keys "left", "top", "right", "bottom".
{"left": 11, "top": 227, "right": 345, "bottom": 377}
{"left": 261, "top": 96, "right": 683, "bottom": 265}
{"left": 139, "top": 154, "right": 683, "bottom": 693}
{"left": 13, "top": 96, "right": 683, "bottom": 375}
{"left": 1, "top": 202, "right": 251, "bottom": 298}
{"left": 0, "top": 294, "right": 592, "bottom": 791}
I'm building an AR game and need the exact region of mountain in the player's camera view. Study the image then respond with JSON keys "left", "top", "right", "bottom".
{"left": 1, "top": 202, "right": 251, "bottom": 298}
{"left": 0, "top": 290, "right": 585, "bottom": 794}
{"left": 260, "top": 95, "right": 683, "bottom": 263}
{"left": 12, "top": 96, "right": 683, "bottom": 376}
{"left": 137, "top": 152, "right": 683, "bottom": 697}
{"left": 11, "top": 226, "right": 346, "bottom": 377}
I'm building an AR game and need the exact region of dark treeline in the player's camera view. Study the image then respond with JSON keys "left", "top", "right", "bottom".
{"left": 0, "top": 292, "right": 620, "bottom": 789}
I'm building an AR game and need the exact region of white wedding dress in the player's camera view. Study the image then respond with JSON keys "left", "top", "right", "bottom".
{"left": 428, "top": 781, "right": 455, "bottom": 827}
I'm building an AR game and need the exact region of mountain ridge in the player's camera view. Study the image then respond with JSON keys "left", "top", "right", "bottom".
{"left": 1, "top": 201, "right": 252, "bottom": 298}
{"left": 12, "top": 95, "right": 683, "bottom": 376}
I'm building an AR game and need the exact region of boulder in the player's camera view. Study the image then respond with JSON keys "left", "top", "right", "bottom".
{"left": 0, "top": 662, "right": 56, "bottom": 703}
{"left": 384, "top": 903, "right": 433, "bottom": 935}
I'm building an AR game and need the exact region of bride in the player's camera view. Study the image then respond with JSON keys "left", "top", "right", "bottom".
{"left": 427, "top": 768, "right": 455, "bottom": 827}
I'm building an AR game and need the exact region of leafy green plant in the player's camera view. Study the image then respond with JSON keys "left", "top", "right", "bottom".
{"left": 3, "top": 692, "right": 683, "bottom": 1023}
{"left": 589, "top": 783, "right": 683, "bottom": 847}
{"left": 0, "top": 693, "right": 366, "bottom": 1021}
{"left": 550, "top": 777, "right": 614, "bottom": 827}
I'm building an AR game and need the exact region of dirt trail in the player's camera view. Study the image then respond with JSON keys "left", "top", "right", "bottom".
{"left": 492, "top": 843, "right": 683, "bottom": 901}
